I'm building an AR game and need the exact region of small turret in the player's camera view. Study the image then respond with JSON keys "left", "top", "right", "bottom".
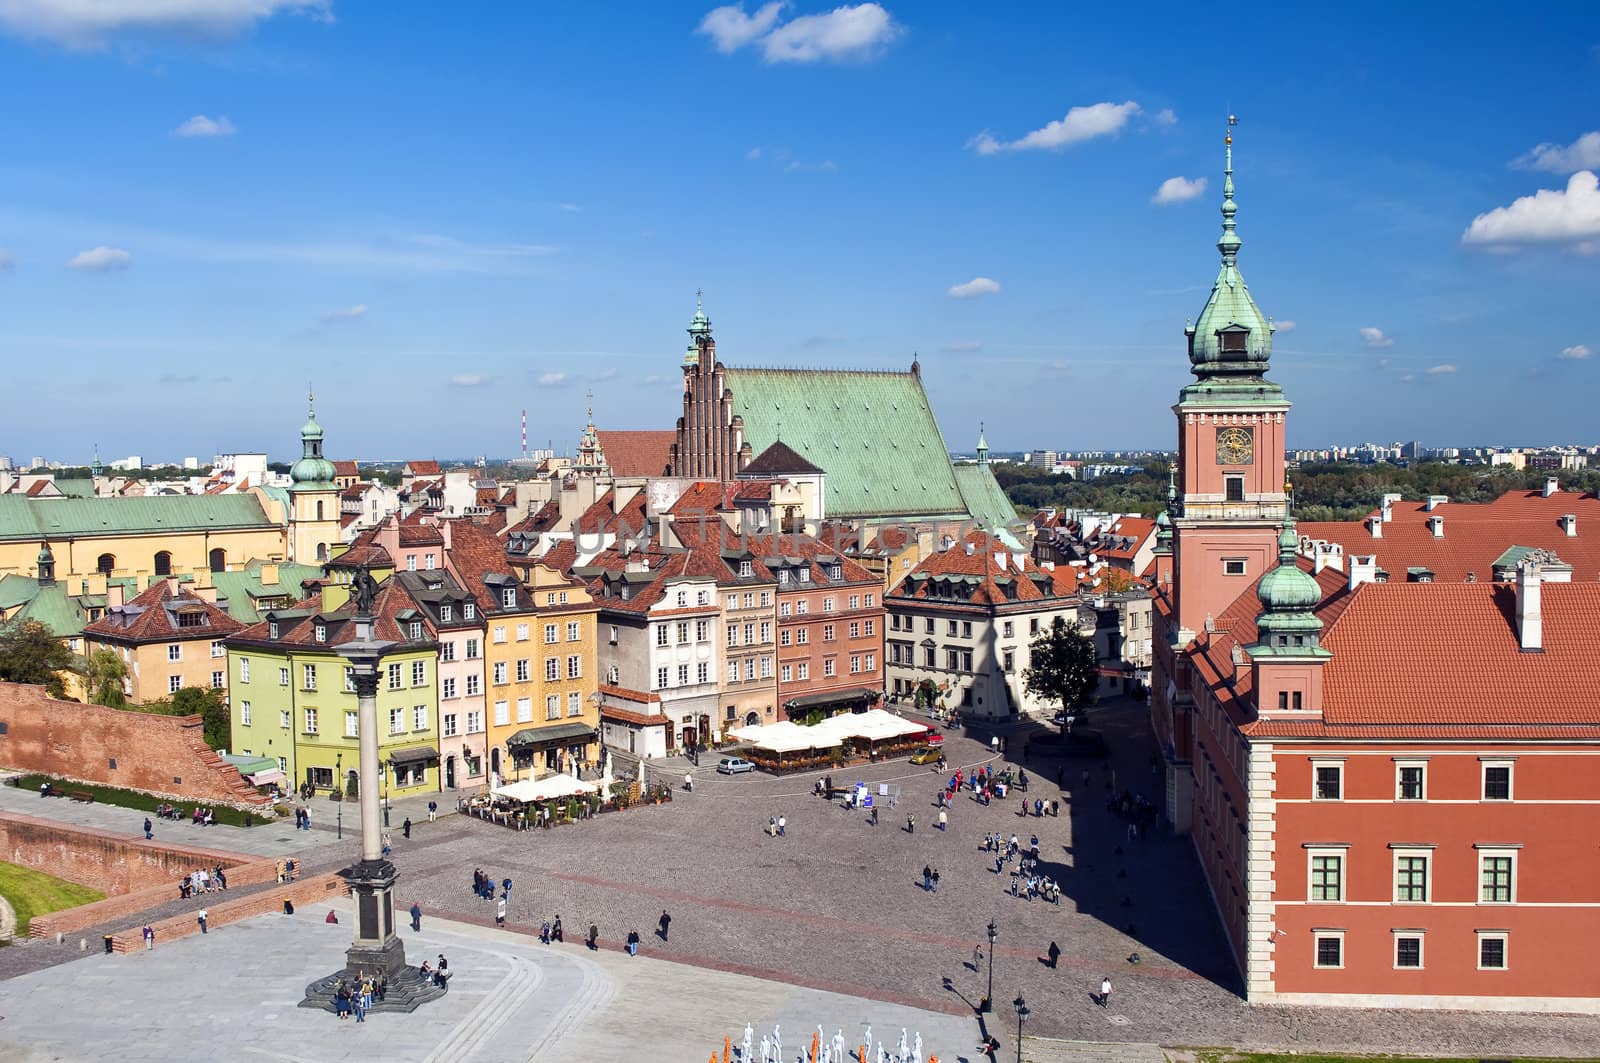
{"left": 976, "top": 424, "right": 989, "bottom": 466}
{"left": 289, "top": 389, "right": 337, "bottom": 489}
{"left": 685, "top": 290, "right": 712, "bottom": 367}
{"left": 36, "top": 542, "right": 55, "bottom": 586}
{"left": 1186, "top": 120, "right": 1275, "bottom": 381}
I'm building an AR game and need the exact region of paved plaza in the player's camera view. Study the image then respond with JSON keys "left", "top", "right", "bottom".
{"left": 3, "top": 701, "right": 1600, "bottom": 1060}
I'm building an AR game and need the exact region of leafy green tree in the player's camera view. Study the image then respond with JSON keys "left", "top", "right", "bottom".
{"left": 86, "top": 649, "right": 128, "bottom": 707}
{"left": 171, "top": 686, "right": 230, "bottom": 750}
{"left": 0, "top": 620, "right": 72, "bottom": 698}
{"left": 1023, "top": 616, "right": 1098, "bottom": 733}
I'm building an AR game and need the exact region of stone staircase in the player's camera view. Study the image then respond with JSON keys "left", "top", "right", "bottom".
{"left": 300, "top": 960, "right": 450, "bottom": 1014}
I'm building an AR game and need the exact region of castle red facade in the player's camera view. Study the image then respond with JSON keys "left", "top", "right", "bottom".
{"left": 1149, "top": 134, "right": 1600, "bottom": 1012}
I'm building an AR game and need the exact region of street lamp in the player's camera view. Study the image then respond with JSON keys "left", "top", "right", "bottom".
{"left": 1012, "top": 996, "right": 1029, "bottom": 1063}
{"left": 982, "top": 919, "right": 997, "bottom": 1013}
{"left": 383, "top": 758, "right": 391, "bottom": 828}
{"left": 335, "top": 752, "right": 343, "bottom": 840}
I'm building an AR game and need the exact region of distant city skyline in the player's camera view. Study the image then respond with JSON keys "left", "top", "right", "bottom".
{"left": 0, "top": 3, "right": 1597, "bottom": 457}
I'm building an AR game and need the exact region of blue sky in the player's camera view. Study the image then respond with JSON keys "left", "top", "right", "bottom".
{"left": 1, "top": 1, "right": 1597, "bottom": 464}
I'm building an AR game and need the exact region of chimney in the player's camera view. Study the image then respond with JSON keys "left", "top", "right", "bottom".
{"left": 1313, "top": 541, "right": 1343, "bottom": 574}
{"left": 193, "top": 584, "right": 218, "bottom": 604}
{"left": 1425, "top": 495, "right": 1449, "bottom": 512}
{"left": 963, "top": 540, "right": 974, "bottom": 556}
{"left": 1562, "top": 514, "right": 1577, "bottom": 537}
{"left": 1381, "top": 493, "right": 1402, "bottom": 521}
{"left": 108, "top": 582, "right": 126, "bottom": 608}
{"left": 1366, "top": 515, "right": 1383, "bottom": 539}
{"left": 261, "top": 562, "right": 279, "bottom": 585}
{"left": 1544, "top": 477, "right": 1560, "bottom": 498}
{"left": 1515, "top": 561, "right": 1543, "bottom": 652}
{"left": 1348, "top": 555, "right": 1378, "bottom": 591}
{"left": 1427, "top": 515, "right": 1444, "bottom": 538}
{"left": 993, "top": 551, "right": 1007, "bottom": 571}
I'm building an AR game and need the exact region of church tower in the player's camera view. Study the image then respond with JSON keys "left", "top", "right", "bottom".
{"left": 667, "top": 294, "right": 749, "bottom": 479}
{"left": 287, "top": 391, "right": 341, "bottom": 564}
{"left": 1170, "top": 125, "right": 1290, "bottom": 639}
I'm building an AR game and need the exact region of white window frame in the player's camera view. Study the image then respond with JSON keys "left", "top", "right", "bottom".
{"left": 1476, "top": 847, "right": 1519, "bottom": 904}
{"left": 1312, "top": 760, "right": 1344, "bottom": 801}
{"left": 389, "top": 707, "right": 404, "bottom": 735}
{"left": 345, "top": 710, "right": 359, "bottom": 737}
{"left": 545, "top": 695, "right": 560, "bottom": 721}
{"left": 1306, "top": 847, "right": 1347, "bottom": 903}
{"left": 414, "top": 704, "right": 427, "bottom": 730}
{"left": 210, "top": 640, "right": 225, "bottom": 659}
{"left": 1476, "top": 930, "right": 1509, "bottom": 971}
{"left": 1223, "top": 557, "right": 1248, "bottom": 576}
{"left": 1392, "top": 847, "right": 1434, "bottom": 904}
{"left": 517, "top": 696, "right": 532, "bottom": 723}
{"left": 493, "top": 700, "right": 509, "bottom": 726}
{"left": 168, "top": 644, "right": 182, "bottom": 661}
{"left": 567, "top": 691, "right": 582, "bottom": 717}
{"left": 1393, "top": 931, "right": 1425, "bottom": 971}
{"left": 516, "top": 623, "right": 530, "bottom": 642}
{"left": 1481, "top": 760, "right": 1514, "bottom": 801}
{"left": 1312, "top": 929, "right": 1345, "bottom": 970}
{"left": 1395, "top": 761, "right": 1427, "bottom": 801}
{"left": 239, "top": 700, "right": 252, "bottom": 726}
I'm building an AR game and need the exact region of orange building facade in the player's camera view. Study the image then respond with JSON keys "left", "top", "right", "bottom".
{"left": 1150, "top": 134, "right": 1600, "bottom": 1012}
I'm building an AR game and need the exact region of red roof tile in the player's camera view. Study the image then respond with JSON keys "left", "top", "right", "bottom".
{"left": 892, "top": 530, "right": 1076, "bottom": 606}
{"left": 406, "top": 460, "right": 441, "bottom": 475}
{"left": 84, "top": 580, "right": 244, "bottom": 643}
{"left": 332, "top": 460, "right": 360, "bottom": 478}
{"left": 596, "top": 430, "right": 674, "bottom": 478}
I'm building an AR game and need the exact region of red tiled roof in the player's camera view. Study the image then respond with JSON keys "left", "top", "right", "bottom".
{"left": 601, "top": 705, "right": 670, "bottom": 727}
{"left": 669, "top": 481, "right": 727, "bottom": 516}
{"left": 892, "top": 530, "right": 1077, "bottom": 606}
{"left": 331, "top": 527, "right": 394, "bottom": 568}
{"left": 231, "top": 578, "right": 430, "bottom": 648}
{"left": 443, "top": 519, "right": 523, "bottom": 615}
{"left": 332, "top": 460, "right": 359, "bottom": 477}
{"left": 1095, "top": 517, "right": 1155, "bottom": 560}
{"left": 84, "top": 580, "right": 244, "bottom": 643}
{"left": 398, "top": 509, "right": 445, "bottom": 546}
{"left": 506, "top": 500, "right": 562, "bottom": 537}
{"left": 599, "top": 684, "right": 659, "bottom": 704}
{"left": 1296, "top": 489, "right": 1600, "bottom": 585}
{"left": 406, "top": 460, "right": 441, "bottom": 475}
{"left": 24, "top": 481, "right": 50, "bottom": 497}
{"left": 574, "top": 490, "right": 649, "bottom": 537}
{"left": 596, "top": 430, "right": 674, "bottom": 478}
{"left": 539, "top": 538, "right": 578, "bottom": 575}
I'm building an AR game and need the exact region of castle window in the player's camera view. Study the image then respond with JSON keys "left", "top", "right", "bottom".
{"left": 1225, "top": 476, "right": 1245, "bottom": 502}
{"left": 154, "top": 551, "right": 173, "bottom": 577}
{"left": 97, "top": 553, "right": 115, "bottom": 575}
{"left": 1223, "top": 558, "right": 1247, "bottom": 576}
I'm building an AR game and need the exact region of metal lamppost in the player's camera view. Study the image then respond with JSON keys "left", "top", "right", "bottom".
{"left": 383, "top": 758, "right": 391, "bottom": 828}
{"left": 1012, "top": 996, "right": 1029, "bottom": 1063}
{"left": 983, "top": 919, "right": 997, "bottom": 1012}
{"left": 335, "top": 752, "right": 343, "bottom": 840}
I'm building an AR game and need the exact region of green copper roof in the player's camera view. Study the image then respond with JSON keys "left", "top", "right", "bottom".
{"left": 0, "top": 574, "right": 42, "bottom": 611}
{"left": 1254, "top": 517, "right": 1325, "bottom": 649}
{"left": 290, "top": 391, "right": 337, "bottom": 490}
{"left": 1186, "top": 134, "right": 1275, "bottom": 382}
{"left": 0, "top": 494, "right": 277, "bottom": 541}
{"left": 954, "top": 463, "right": 1021, "bottom": 545}
{"left": 15, "top": 583, "right": 89, "bottom": 637}
{"left": 724, "top": 367, "right": 966, "bottom": 519}
{"left": 210, "top": 560, "right": 324, "bottom": 622}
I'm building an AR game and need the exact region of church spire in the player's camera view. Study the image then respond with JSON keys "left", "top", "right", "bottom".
{"left": 1218, "top": 116, "right": 1240, "bottom": 266}
{"left": 976, "top": 423, "right": 989, "bottom": 465}
{"left": 685, "top": 289, "right": 713, "bottom": 367}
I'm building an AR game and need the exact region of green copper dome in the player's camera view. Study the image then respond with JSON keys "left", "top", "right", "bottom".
{"left": 289, "top": 392, "right": 337, "bottom": 489}
{"left": 1187, "top": 135, "right": 1275, "bottom": 380}
{"left": 685, "top": 293, "right": 712, "bottom": 366}
{"left": 37, "top": 543, "right": 53, "bottom": 565}
{"left": 1255, "top": 517, "right": 1324, "bottom": 645}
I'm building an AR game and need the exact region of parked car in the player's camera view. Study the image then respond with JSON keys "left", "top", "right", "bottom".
{"left": 924, "top": 731, "right": 945, "bottom": 746}
{"left": 716, "top": 756, "right": 756, "bottom": 775}
{"left": 910, "top": 747, "right": 943, "bottom": 765}
{"left": 1052, "top": 710, "right": 1083, "bottom": 726}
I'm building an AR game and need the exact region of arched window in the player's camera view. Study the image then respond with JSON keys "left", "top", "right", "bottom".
{"left": 315, "top": 500, "right": 324, "bottom": 521}
{"left": 153, "top": 551, "right": 173, "bottom": 577}
{"left": 208, "top": 548, "right": 226, "bottom": 573}
{"left": 316, "top": 542, "right": 328, "bottom": 562}
{"left": 97, "top": 553, "right": 116, "bottom": 575}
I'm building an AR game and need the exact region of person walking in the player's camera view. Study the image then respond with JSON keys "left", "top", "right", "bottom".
{"left": 552, "top": 915, "right": 564, "bottom": 942}
{"left": 626, "top": 929, "right": 640, "bottom": 956}
{"left": 410, "top": 901, "right": 422, "bottom": 932}
{"left": 906, "top": 814, "right": 915, "bottom": 835}
{"left": 142, "top": 925, "right": 153, "bottom": 951}
{"left": 143, "top": 817, "right": 153, "bottom": 840}
{"left": 1100, "top": 976, "right": 1113, "bottom": 1008}
{"left": 1047, "top": 941, "right": 1061, "bottom": 969}
{"left": 197, "top": 908, "right": 208, "bottom": 935}
{"left": 402, "top": 817, "right": 412, "bottom": 839}
{"left": 382, "top": 831, "right": 393, "bottom": 857}
{"left": 972, "top": 944, "right": 983, "bottom": 971}
{"left": 777, "top": 814, "right": 786, "bottom": 837}
{"left": 587, "top": 923, "right": 599, "bottom": 950}
{"left": 768, "top": 815, "right": 777, "bottom": 838}
{"left": 931, "top": 868, "right": 940, "bottom": 894}
{"left": 922, "top": 864, "right": 932, "bottom": 892}
{"left": 428, "top": 799, "right": 437, "bottom": 823}
{"left": 658, "top": 909, "right": 672, "bottom": 942}
{"left": 938, "top": 809, "right": 948, "bottom": 831}
{"left": 496, "top": 898, "right": 507, "bottom": 928}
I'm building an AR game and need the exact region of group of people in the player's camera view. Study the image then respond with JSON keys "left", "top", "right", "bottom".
{"left": 293, "top": 806, "right": 314, "bottom": 830}
{"left": 177, "top": 865, "right": 227, "bottom": 898}
{"left": 417, "top": 954, "right": 451, "bottom": 988}
{"left": 331, "top": 972, "right": 387, "bottom": 1021}
{"left": 152, "top": 804, "right": 217, "bottom": 825}
{"left": 274, "top": 858, "right": 299, "bottom": 883}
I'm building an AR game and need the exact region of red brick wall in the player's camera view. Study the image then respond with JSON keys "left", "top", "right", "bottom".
{"left": 0, "top": 810, "right": 251, "bottom": 895}
{"left": 0, "top": 683, "right": 269, "bottom": 807}
{"left": 110, "top": 873, "right": 348, "bottom": 952}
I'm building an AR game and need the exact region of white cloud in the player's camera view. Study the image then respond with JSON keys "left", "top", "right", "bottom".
{"left": 450, "top": 373, "right": 492, "bottom": 387}
{"left": 591, "top": 367, "right": 620, "bottom": 381}
{"left": 319, "top": 304, "right": 367, "bottom": 323}
{"left": 947, "top": 276, "right": 1000, "bottom": 299}
{"left": 1559, "top": 343, "right": 1593, "bottom": 360}
{"left": 784, "top": 158, "right": 836, "bottom": 173}
{"left": 1273, "top": 319, "right": 1296, "bottom": 332}
{"left": 1153, "top": 108, "right": 1178, "bottom": 127}
{"left": 697, "top": 1, "right": 785, "bottom": 53}
{"left": 557, "top": 203, "right": 581, "bottom": 213}
{"left": 760, "top": 3, "right": 899, "bottom": 63}
{"left": 538, "top": 371, "right": 570, "bottom": 387}
{"left": 1425, "top": 363, "right": 1457, "bottom": 375}
{"left": 66, "top": 246, "right": 131, "bottom": 272}
{"left": 1152, "top": 175, "right": 1206, "bottom": 205}
{"left": 1513, "top": 132, "right": 1600, "bottom": 174}
{"left": 1461, "top": 170, "right": 1600, "bottom": 252}
{"left": 0, "top": 0, "right": 329, "bottom": 49}
{"left": 1359, "top": 327, "right": 1393, "bottom": 348}
{"left": 0, "top": 248, "right": 13, "bottom": 271}
{"left": 173, "top": 115, "right": 235, "bottom": 138}
{"left": 745, "top": 147, "right": 762, "bottom": 160}
{"left": 968, "top": 100, "right": 1142, "bottom": 155}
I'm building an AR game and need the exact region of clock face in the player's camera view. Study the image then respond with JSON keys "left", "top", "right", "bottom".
{"left": 1215, "top": 426, "right": 1254, "bottom": 465}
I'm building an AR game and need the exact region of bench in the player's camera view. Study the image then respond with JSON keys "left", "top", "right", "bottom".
{"left": 40, "top": 784, "right": 67, "bottom": 798}
{"left": 68, "top": 791, "right": 95, "bottom": 803}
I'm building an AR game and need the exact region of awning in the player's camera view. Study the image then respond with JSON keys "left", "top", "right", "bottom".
{"left": 388, "top": 745, "right": 440, "bottom": 766}
{"left": 506, "top": 722, "right": 596, "bottom": 749}
{"left": 246, "top": 769, "right": 287, "bottom": 787}
{"left": 783, "top": 686, "right": 880, "bottom": 712}
{"left": 491, "top": 773, "right": 597, "bottom": 802}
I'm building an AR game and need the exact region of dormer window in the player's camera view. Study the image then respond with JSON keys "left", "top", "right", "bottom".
{"left": 501, "top": 588, "right": 516, "bottom": 608}
{"left": 408, "top": 621, "right": 423, "bottom": 640}
{"left": 739, "top": 561, "right": 753, "bottom": 578}
{"left": 828, "top": 565, "right": 843, "bottom": 581}
{"left": 464, "top": 603, "right": 476, "bottom": 619}
{"left": 778, "top": 570, "right": 790, "bottom": 586}
{"left": 441, "top": 605, "right": 453, "bottom": 622}
{"left": 268, "top": 621, "right": 279, "bottom": 639}
{"left": 314, "top": 623, "right": 326, "bottom": 643}
{"left": 677, "top": 591, "right": 687, "bottom": 607}
{"left": 798, "top": 568, "right": 811, "bottom": 583}
{"left": 1221, "top": 331, "right": 1247, "bottom": 352}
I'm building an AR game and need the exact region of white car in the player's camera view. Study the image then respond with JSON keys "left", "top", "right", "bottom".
{"left": 716, "top": 757, "right": 755, "bottom": 775}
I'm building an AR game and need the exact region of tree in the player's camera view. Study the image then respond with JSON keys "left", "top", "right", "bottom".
{"left": 0, "top": 619, "right": 73, "bottom": 698}
{"left": 171, "top": 686, "right": 230, "bottom": 751}
{"left": 86, "top": 649, "right": 129, "bottom": 707}
{"left": 1023, "top": 616, "right": 1098, "bottom": 732}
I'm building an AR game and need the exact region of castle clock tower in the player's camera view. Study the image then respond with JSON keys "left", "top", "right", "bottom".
{"left": 1170, "top": 127, "right": 1289, "bottom": 640}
